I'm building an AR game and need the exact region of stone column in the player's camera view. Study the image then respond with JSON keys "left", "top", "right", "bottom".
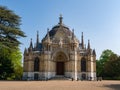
{"left": 47, "top": 51, "right": 51, "bottom": 79}
{"left": 74, "top": 51, "right": 77, "bottom": 80}
{"left": 44, "top": 52, "right": 48, "bottom": 79}
{"left": 91, "top": 56, "right": 94, "bottom": 80}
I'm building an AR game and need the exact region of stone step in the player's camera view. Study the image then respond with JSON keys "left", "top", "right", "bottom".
{"left": 50, "top": 75, "right": 71, "bottom": 80}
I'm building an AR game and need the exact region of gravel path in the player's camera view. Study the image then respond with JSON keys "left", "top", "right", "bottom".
{"left": 0, "top": 80, "right": 120, "bottom": 90}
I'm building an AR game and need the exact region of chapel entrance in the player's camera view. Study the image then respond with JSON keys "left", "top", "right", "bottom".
{"left": 55, "top": 51, "right": 67, "bottom": 76}
{"left": 56, "top": 62, "right": 64, "bottom": 75}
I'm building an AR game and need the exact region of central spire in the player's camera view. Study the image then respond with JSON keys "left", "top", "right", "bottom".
{"left": 59, "top": 14, "right": 63, "bottom": 25}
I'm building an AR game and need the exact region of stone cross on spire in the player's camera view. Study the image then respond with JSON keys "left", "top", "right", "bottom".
{"left": 59, "top": 14, "right": 63, "bottom": 25}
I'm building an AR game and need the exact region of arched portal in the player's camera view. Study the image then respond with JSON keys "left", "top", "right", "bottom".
{"left": 54, "top": 51, "right": 68, "bottom": 75}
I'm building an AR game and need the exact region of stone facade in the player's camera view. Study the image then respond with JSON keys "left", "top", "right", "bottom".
{"left": 23, "top": 16, "right": 96, "bottom": 80}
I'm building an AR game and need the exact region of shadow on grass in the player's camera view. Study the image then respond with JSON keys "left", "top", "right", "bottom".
{"left": 104, "top": 84, "right": 120, "bottom": 90}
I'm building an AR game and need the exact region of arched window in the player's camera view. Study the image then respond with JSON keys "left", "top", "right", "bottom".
{"left": 81, "top": 58, "right": 86, "bottom": 72}
{"left": 34, "top": 57, "right": 39, "bottom": 71}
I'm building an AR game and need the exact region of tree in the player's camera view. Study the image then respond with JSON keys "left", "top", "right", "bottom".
{"left": 97, "top": 49, "right": 120, "bottom": 80}
{"left": 96, "top": 49, "right": 114, "bottom": 77}
{"left": 0, "top": 6, "right": 26, "bottom": 80}
{"left": 0, "top": 6, "right": 26, "bottom": 49}
{"left": 0, "top": 48, "right": 14, "bottom": 80}
{"left": 0, "top": 47, "right": 23, "bottom": 80}
{"left": 9, "top": 48, "right": 23, "bottom": 80}
{"left": 104, "top": 54, "right": 120, "bottom": 79}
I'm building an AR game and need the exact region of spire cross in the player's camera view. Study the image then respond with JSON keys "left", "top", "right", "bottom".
{"left": 59, "top": 14, "right": 63, "bottom": 25}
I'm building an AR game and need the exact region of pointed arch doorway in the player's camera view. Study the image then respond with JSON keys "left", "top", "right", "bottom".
{"left": 54, "top": 51, "right": 68, "bottom": 76}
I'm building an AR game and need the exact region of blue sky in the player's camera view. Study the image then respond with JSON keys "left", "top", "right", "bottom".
{"left": 0, "top": 0, "right": 120, "bottom": 59}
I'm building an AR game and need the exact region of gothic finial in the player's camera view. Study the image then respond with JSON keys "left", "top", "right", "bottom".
{"left": 30, "top": 38, "right": 33, "bottom": 48}
{"left": 24, "top": 47, "right": 27, "bottom": 55}
{"left": 87, "top": 39, "right": 90, "bottom": 49}
{"left": 72, "top": 29, "right": 74, "bottom": 33}
{"left": 81, "top": 32, "right": 84, "bottom": 49}
{"left": 59, "top": 14, "right": 63, "bottom": 25}
{"left": 47, "top": 28, "right": 49, "bottom": 33}
{"left": 72, "top": 29, "right": 74, "bottom": 39}
{"left": 36, "top": 31, "right": 39, "bottom": 46}
{"left": 37, "top": 31, "right": 39, "bottom": 37}
{"left": 47, "top": 28, "right": 50, "bottom": 38}
{"left": 93, "top": 49, "right": 96, "bottom": 56}
{"left": 85, "top": 44, "right": 86, "bottom": 50}
{"left": 46, "top": 28, "right": 50, "bottom": 43}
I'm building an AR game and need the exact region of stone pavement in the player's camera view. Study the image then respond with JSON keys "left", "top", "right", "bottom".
{"left": 0, "top": 80, "right": 120, "bottom": 90}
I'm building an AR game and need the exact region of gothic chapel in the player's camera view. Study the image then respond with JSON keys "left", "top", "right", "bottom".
{"left": 23, "top": 16, "right": 96, "bottom": 80}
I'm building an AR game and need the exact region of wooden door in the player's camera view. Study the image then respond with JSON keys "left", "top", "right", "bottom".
{"left": 56, "top": 62, "right": 64, "bottom": 75}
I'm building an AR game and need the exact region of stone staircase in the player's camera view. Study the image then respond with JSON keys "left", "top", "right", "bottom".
{"left": 50, "top": 75, "right": 71, "bottom": 80}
